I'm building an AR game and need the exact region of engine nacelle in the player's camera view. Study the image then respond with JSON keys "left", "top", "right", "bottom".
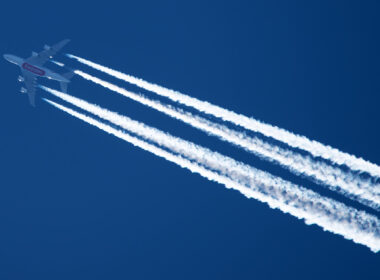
{"left": 18, "top": 75, "right": 24, "bottom": 82}
{"left": 32, "top": 51, "right": 38, "bottom": 57}
{"left": 20, "top": 87, "right": 27, "bottom": 94}
{"left": 44, "top": 45, "right": 51, "bottom": 50}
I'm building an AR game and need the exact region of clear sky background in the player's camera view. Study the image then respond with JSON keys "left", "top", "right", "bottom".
{"left": 0, "top": 1, "right": 379, "bottom": 279}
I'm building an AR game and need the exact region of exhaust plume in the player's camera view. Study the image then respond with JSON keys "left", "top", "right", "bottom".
{"left": 67, "top": 54, "right": 380, "bottom": 179}
{"left": 51, "top": 71, "right": 380, "bottom": 210}
{"left": 44, "top": 98, "right": 380, "bottom": 252}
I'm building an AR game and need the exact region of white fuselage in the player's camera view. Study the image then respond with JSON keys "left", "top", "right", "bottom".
{"left": 3, "top": 54, "right": 69, "bottom": 83}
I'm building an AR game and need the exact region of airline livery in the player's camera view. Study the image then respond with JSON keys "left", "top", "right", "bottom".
{"left": 3, "top": 39, "right": 73, "bottom": 106}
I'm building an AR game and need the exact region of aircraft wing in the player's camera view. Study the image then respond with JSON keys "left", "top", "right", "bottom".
{"left": 25, "top": 39, "right": 70, "bottom": 66}
{"left": 21, "top": 69, "right": 37, "bottom": 107}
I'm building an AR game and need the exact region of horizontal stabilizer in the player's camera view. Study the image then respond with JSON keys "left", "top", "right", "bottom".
{"left": 60, "top": 82, "right": 68, "bottom": 93}
{"left": 60, "top": 70, "right": 74, "bottom": 93}
{"left": 62, "top": 70, "right": 75, "bottom": 80}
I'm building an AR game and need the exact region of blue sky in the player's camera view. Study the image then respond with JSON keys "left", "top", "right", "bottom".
{"left": 0, "top": 1, "right": 379, "bottom": 279}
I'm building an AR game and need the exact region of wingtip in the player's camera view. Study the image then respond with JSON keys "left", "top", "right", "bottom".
{"left": 61, "top": 39, "right": 71, "bottom": 45}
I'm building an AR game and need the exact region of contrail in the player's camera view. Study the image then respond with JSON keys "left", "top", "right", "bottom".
{"left": 51, "top": 60, "right": 65, "bottom": 67}
{"left": 67, "top": 54, "right": 380, "bottom": 179}
{"left": 44, "top": 98, "right": 380, "bottom": 252}
{"left": 54, "top": 72, "right": 380, "bottom": 210}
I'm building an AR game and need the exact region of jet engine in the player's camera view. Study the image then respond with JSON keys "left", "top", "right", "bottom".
{"left": 31, "top": 51, "right": 38, "bottom": 57}
{"left": 20, "top": 87, "right": 27, "bottom": 94}
{"left": 18, "top": 75, "right": 24, "bottom": 82}
{"left": 44, "top": 45, "right": 51, "bottom": 50}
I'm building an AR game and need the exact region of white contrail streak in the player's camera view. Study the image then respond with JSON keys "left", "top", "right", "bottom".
{"left": 51, "top": 60, "right": 65, "bottom": 67}
{"left": 55, "top": 71, "right": 380, "bottom": 210}
{"left": 67, "top": 54, "right": 380, "bottom": 179}
{"left": 43, "top": 97, "right": 380, "bottom": 252}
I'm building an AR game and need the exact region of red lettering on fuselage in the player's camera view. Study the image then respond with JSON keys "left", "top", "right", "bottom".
{"left": 22, "top": 63, "right": 45, "bottom": 76}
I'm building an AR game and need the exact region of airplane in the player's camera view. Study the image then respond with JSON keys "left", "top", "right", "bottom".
{"left": 3, "top": 39, "right": 73, "bottom": 107}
